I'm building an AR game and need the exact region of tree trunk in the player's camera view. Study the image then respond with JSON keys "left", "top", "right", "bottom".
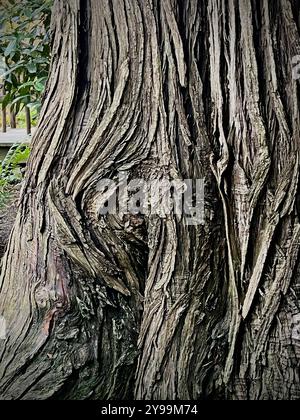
{"left": 10, "top": 108, "right": 16, "bottom": 129}
{"left": 25, "top": 106, "right": 31, "bottom": 135}
{"left": 1, "top": 107, "right": 6, "bottom": 133}
{"left": 1, "top": 0, "right": 300, "bottom": 400}
{"left": 1, "top": 87, "right": 6, "bottom": 133}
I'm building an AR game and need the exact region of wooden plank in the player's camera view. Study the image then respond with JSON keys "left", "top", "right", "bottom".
{"left": 0, "top": 128, "right": 33, "bottom": 147}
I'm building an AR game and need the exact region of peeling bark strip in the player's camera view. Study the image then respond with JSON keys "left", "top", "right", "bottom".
{"left": 0, "top": 0, "right": 300, "bottom": 400}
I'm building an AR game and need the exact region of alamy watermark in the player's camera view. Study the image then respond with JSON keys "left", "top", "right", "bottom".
{"left": 96, "top": 172, "right": 205, "bottom": 226}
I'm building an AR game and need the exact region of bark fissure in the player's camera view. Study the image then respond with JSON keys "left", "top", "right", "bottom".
{"left": 0, "top": 0, "right": 300, "bottom": 400}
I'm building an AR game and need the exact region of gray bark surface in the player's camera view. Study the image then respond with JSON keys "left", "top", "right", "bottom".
{"left": 0, "top": 0, "right": 300, "bottom": 400}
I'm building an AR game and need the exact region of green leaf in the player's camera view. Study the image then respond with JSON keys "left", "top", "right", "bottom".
{"left": 0, "top": 61, "right": 25, "bottom": 79}
{"left": 15, "top": 101, "right": 21, "bottom": 115}
{"left": 33, "top": 57, "right": 49, "bottom": 64}
{"left": 24, "top": 8, "right": 33, "bottom": 19}
{"left": 0, "top": 93, "right": 12, "bottom": 109}
{"left": 4, "top": 39, "right": 17, "bottom": 57}
{"left": 10, "top": 74, "right": 19, "bottom": 88}
{"left": 10, "top": 95, "right": 30, "bottom": 106}
{"left": 18, "top": 81, "right": 34, "bottom": 90}
{"left": 26, "top": 61, "right": 37, "bottom": 74}
{"left": 28, "top": 101, "right": 41, "bottom": 112}
{"left": 34, "top": 80, "right": 45, "bottom": 92}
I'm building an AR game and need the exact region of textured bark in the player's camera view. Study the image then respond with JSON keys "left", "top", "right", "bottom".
{"left": 0, "top": 0, "right": 300, "bottom": 400}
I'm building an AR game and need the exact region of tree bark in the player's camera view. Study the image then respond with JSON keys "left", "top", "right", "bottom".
{"left": 0, "top": 0, "right": 300, "bottom": 400}
{"left": 25, "top": 106, "right": 31, "bottom": 135}
{"left": 10, "top": 108, "right": 16, "bottom": 129}
{"left": 1, "top": 87, "right": 6, "bottom": 133}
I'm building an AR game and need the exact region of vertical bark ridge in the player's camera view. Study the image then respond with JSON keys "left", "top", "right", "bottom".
{"left": 0, "top": 0, "right": 300, "bottom": 400}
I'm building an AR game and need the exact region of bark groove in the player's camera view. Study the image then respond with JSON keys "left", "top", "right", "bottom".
{"left": 0, "top": 0, "right": 300, "bottom": 400}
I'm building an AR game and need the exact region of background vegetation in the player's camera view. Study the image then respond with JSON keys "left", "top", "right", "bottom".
{"left": 0, "top": 0, "right": 52, "bottom": 115}
{"left": 0, "top": 0, "right": 52, "bottom": 207}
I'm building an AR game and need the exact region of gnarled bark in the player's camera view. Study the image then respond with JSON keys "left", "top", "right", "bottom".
{"left": 0, "top": 0, "right": 300, "bottom": 400}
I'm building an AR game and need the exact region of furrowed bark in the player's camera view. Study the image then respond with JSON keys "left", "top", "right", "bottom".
{"left": 0, "top": 0, "right": 300, "bottom": 400}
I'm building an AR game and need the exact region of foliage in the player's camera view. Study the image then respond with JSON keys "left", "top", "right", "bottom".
{"left": 0, "top": 143, "right": 30, "bottom": 183}
{"left": 0, "top": 0, "right": 52, "bottom": 114}
{"left": 0, "top": 107, "right": 38, "bottom": 128}
{"left": 0, "top": 143, "right": 30, "bottom": 208}
{"left": 0, "top": 185, "right": 11, "bottom": 209}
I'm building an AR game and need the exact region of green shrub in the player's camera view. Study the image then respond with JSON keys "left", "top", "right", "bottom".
{"left": 0, "top": 143, "right": 30, "bottom": 208}
{"left": 1, "top": 143, "right": 30, "bottom": 183}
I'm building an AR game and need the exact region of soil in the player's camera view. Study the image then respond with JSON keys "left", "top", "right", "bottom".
{"left": 0, "top": 185, "right": 21, "bottom": 259}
